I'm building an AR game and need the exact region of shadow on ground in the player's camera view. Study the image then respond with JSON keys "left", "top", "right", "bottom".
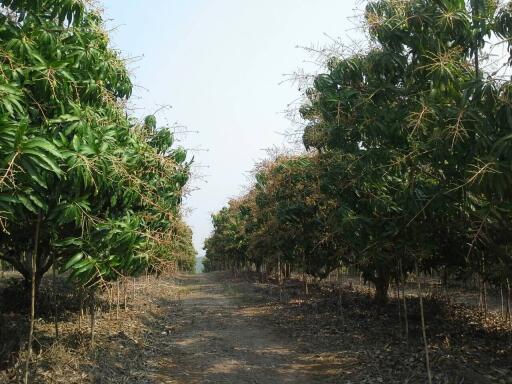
{"left": 92, "top": 273, "right": 334, "bottom": 383}
{"left": 4, "top": 271, "right": 510, "bottom": 383}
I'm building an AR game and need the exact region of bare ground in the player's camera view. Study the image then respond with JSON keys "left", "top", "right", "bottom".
{"left": 1, "top": 272, "right": 336, "bottom": 383}
{"left": 141, "top": 272, "right": 330, "bottom": 383}
{"left": 1, "top": 271, "right": 511, "bottom": 383}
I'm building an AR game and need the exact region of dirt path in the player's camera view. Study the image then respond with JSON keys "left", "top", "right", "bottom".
{"left": 140, "top": 273, "right": 327, "bottom": 384}
{"left": 3, "top": 271, "right": 510, "bottom": 383}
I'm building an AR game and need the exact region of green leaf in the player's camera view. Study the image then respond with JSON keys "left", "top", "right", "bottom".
{"left": 64, "top": 252, "right": 84, "bottom": 270}
{"left": 17, "top": 194, "right": 38, "bottom": 214}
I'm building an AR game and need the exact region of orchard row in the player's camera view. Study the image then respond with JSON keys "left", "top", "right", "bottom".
{"left": 204, "top": 0, "right": 512, "bottom": 303}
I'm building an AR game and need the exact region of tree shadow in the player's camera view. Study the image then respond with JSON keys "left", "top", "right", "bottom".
{"left": 0, "top": 272, "right": 107, "bottom": 377}
{"left": 233, "top": 274, "right": 512, "bottom": 384}
{"left": 89, "top": 274, "right": 336, "bottom": 383}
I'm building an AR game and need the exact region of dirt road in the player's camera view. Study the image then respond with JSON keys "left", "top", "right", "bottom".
{"left": 3, "top": 271, "right": 510, "bottom": 383}
{"left": 140, "top": 273, "right": 328, "bottom": 384}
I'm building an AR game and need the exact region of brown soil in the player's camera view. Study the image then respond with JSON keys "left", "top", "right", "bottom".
{"left": 143, "top": 272, "right": 328, "bottom": 383}
{"left": 2, "top": 271, "right": 511, "bottom": 383}
{"left": 1, "top": 272, "right": 333, "bottom": 383}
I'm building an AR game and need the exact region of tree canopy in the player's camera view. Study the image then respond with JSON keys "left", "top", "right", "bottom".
{"left": 204, "top": 0, "right": 512, "bottom": 303}
{"left": 0, "top": 0, "right": 195, "bottom": 289}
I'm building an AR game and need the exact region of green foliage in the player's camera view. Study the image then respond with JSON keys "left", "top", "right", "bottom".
{"left": 205, "top": 0, "right": 512, "bottom": 303}
{"left": 204, "top": 199, "right": 249, "bottom": 273}
{"left": 0, "top": 0, "right": 195, "bottom": 289}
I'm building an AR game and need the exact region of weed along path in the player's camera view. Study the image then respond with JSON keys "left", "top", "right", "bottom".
{"left": 141, "top": 272, "right": 327, "bottom": 384}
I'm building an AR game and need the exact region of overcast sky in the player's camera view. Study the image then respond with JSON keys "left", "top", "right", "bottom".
{"left": 103, "top": 0, "right": 361, "bottom": 258}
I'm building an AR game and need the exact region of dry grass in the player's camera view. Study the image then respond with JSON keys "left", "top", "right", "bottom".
{"left": 0, "top": 272, "right": 187, "bottom": 383}
{"left": 226, "top": 272, "right": 512, "bottom": 384}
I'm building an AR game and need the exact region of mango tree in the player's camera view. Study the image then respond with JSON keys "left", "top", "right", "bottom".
{"left": 0, "top": 0, "right": 193, "bottom": 293}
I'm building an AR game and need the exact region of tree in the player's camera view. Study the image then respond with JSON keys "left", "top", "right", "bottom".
{"left": 206, "top": 0, "right": 512, "bottom": 305}
{"left": 0, "top": 0, "right": 194, "bottom": 292}
{"left": 298, "top": 0, "right": 512, "bottom": 300}
{"left": 204, "top": 199, "right": 249, "bottom": 273}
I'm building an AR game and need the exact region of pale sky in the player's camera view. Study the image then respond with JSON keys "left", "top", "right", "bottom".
{"left": 103, "top": 0, "right": 362, "bottom": 257}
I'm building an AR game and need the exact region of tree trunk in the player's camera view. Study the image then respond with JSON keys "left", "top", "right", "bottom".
{"left": 399, "top": 259, "right": 409, "bottom": 340}
{"left": 90, "top": 291, "right": 96, "bottom": 348}
{"left": 373, "top": 274, "right": 390, "bottom": 305}
{"left": 79, "top": 290, "right": 83, "bottom": 331}
{"left": 507, "top": 279, "right": 511, "bottom": 322}
{"left": 116, "top": 281, "right": 120, "bottom": 321}
{"left": 52, "top": 254, "right": 59, "bottom": 340}
{"left": 24, "top": 212, "right": 42, "bottom": 384}
{"left": 396, "top": 276, "right": 402, "bottom": 333}
{"left": 501, "top": 285, "right": 504, "bottom": 318}
{"left": 124, "top": 281, "right": 127, "bottom": 312}
{"left": 416, "top": 263, "right": 432, "bottom": 384}
{"left": 483, "top": 280, "right": 488, "bottom": 318}
{"left": 20, "top": 255, "right": 53, "bottom": 300}
{"left": 277, "top": 254, "right": 281, "bottom": 285}
{"left": 108, "top": 285, "right": 113, "bottom": 319}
